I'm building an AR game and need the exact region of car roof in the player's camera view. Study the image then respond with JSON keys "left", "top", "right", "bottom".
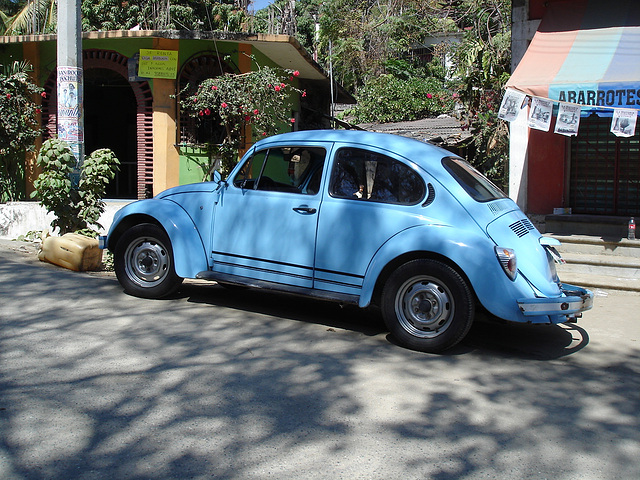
{"left": 253, "top": 129, "right": 455, "bottom": 162}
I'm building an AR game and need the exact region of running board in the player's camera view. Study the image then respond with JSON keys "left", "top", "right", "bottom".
{"left": 196, "top": 270, "right": 360, "bottom": 305}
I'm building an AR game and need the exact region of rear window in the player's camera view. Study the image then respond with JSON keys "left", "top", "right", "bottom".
{"left": 442, "top": 157, "right": 507, "bottom": 202}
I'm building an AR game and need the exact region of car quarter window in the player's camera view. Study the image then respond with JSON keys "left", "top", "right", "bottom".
{"left": 329, "top": 147, "right": 426, "bottom": 205}
{"left": 233, "top": 147, "right": 326, "bottom": 194}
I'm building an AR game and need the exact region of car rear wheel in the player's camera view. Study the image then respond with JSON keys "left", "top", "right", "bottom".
{"left": 114, "top": 223, "right": 183, "bottom": 298}
{"left": 381, "top": 259, "right": 474, "bottom": 353}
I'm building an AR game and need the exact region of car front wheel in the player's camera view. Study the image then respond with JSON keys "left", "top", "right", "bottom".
{"left": 381, "top": 259, "right": 474, "bottom": 353}
{"left": 114, "top": 223, "right": 183, "bottom": 298}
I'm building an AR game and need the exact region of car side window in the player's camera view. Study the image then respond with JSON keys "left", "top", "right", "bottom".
{"left": 329, "top": 147, "right": 426, "bottom": 205}
{"left": 233, "top": 147, "right": 326, "bottom": 194}
{"left": 233, "top": 150, "right": 267, "bottom": 190}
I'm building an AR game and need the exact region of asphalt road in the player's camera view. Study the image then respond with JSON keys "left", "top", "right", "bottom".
{"left": 1, "top": 240, "right": 639, "bottom": 480}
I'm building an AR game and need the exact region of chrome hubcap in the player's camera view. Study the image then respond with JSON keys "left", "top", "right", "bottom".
{"left": 395, "top": 276, "right": 454, "bottom": 338}
{"left": 124, "top": 238, "right": 170, "bottom": 287}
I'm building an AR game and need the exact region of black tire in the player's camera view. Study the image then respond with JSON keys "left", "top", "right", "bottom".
{"left": 114, "top": 223, "right": 183, "bottom": 298}
{"left": 381, "top": 259, "right": 474, "bottom": 353}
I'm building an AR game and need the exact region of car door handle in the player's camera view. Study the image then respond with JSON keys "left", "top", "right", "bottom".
{"left": 293, "top": 206, "right": 317, "bottom": 214}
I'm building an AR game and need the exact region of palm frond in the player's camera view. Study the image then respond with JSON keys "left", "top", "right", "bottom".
{"left": 2, "top": 0, "right": 56, "bottom": 35}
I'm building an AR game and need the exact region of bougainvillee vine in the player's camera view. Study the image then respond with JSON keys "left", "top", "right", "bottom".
{"left": 180, "top": 63, "right": 306, "bottom": 177}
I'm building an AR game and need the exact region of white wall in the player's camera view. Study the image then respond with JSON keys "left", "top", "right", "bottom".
{"left": 0, "top": 201, "right": 130, "bottom": 239}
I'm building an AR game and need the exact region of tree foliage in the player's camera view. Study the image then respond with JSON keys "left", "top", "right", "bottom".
{"left": 447, "top": 0, "right": 511, "bottom": 189}
{"left": 348, "top": 74, "right": 454, "bottom": 123}
{"left": 0, "top": 60, "right": 43, "bottom": 202}
{"left": 1, "top": 0, "right": 248, "bottom": 34}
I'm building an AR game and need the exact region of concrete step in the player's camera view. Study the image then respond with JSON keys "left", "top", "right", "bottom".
{"left": 550, "top": 234, "right": 640, "bottom": 292}
{"left": 545, "top": 214, "right": 634, "bottom": 238}
{"left": 549, "top": 234, "right": 640, "bottom": 258}
{"left": 558, "top": 253, "right": 640, "bottom": 278}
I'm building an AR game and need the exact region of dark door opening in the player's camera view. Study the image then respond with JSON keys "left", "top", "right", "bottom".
{"left": 570, "top": 115, "right": 640, "bottom": 216}
{"left": 84, "top": 68, "right": 137, "bottom": 199}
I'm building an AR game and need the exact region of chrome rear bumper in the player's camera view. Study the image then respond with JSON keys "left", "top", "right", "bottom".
{"left": 517, "top": 283, "right": 594, "bottom": 318}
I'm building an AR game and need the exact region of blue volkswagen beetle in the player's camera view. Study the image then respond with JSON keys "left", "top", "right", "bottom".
{"left": 102, "top": 130, "right": 593, "bottom": 353}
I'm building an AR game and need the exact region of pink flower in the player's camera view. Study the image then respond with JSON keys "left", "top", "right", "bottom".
{"left": 426, "top": 93, "right": 433, "bottom": 99}
{"left": 221, "top": 102, "right": 228, "bottom": 108}
{"left": 290, "top": 118, "right": 296, "bottom": 124}
{"left": 262, "top": 132, "right": 267, "bottom": 136}
{"left": 204, "top": 108, "right": 211, "bottom": 116}
{"left": 253, "top": 109, "right": 259, "bottom": 115}
{"left": 274, "top": 85, "right": 281, "bottom": 92}
{"left": 6, "top": 94, "right": 11, "bottom": 99}
{"left": 193, "top": 97, "right": 198, "bottom": 102}
{"left": 40, "top": 92, "right": 47, "bottom": 98}
{"left": 198, "top": 110, "right": 204, "bottom": 116}
{"left": 302, "top": 91, "right": 307, "bottom": 98}
{"left": 293, "top": 70, "right": 300, "bottom": 77}
{"left": 280, "top": 83, "right": 286, "bottom": 89}
{"left": 211, "top": 85, "right": 218, "bottom": 90}
{"left": 35, "top": 108, "right": 41, "bottom": 114}
{"left": 245, "top": 115, "right": 251, "bottom": 122}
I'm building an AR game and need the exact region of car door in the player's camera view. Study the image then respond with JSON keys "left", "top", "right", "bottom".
{"left": 314, "top": 145, "right": 428, "bottom": 296}
{"left": 210, "top": 145, "right": 328, "bottom": 288}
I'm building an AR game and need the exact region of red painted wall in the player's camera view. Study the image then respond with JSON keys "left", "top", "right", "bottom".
{"left": 527, "top": 126, "right": 567, "bottom": 214}
{"left": 529, "top": 0, "right": 547, "bottom": 19}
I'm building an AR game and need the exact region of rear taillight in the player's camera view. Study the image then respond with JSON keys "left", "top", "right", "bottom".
{"left": 495, "top": 247, "right": 517, "bottom": 281}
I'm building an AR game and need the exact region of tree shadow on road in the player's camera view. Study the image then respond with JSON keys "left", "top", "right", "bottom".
{"left": 1, "top": 254, "right": 637, "bottom": 480}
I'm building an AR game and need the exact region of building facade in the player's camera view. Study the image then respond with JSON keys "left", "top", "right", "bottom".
{"left": 0, "top": 30, "right": 352, "bottom": 200}
{"left": 508, "top": 0, "right": 639, "bottom": 223}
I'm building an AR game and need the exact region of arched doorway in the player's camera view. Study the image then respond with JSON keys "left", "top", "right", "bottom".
{"left": 84, "top": 68, "right": 137, "bottom": 198}
{"left": 41, "top": 49, "right": 154, "bottom": 199}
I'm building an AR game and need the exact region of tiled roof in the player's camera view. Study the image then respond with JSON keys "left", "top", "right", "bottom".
{"left": 358, "top": 115, "right": 471, "bottom": 146}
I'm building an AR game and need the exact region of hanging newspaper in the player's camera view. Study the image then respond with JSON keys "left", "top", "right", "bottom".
{"left": 554, "top": 103, "right": 581, "bottom": 136}
{"left": 611, "top": 108, "right": 637, "bottom": 137}
{"left": 498, "top": 88, "right": 527, "bottom": 122}
{"left": 528, "top": 97, "right": 553, "bottom": 132}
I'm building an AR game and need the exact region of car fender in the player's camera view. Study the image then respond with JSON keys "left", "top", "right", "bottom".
{"left": 108, "top": 198, "right": 209, "bottom": 278}
{"left": 358, "top": 224, "right": 530, "bottom": 321}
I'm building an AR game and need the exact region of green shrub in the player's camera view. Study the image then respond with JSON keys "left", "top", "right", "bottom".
{"left": 31, "top": 139, "right": 120, "bottom": 234}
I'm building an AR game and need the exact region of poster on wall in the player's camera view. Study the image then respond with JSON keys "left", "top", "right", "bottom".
{"left": 57, "top": 66, "right": 84, "bottom": 162}
{"left": 498, "top": 88, "right": 527, "bottom": 122}
{"left": 138, "top": 49, "right": 179, "bottom": 79}
{"left": 528, "top": 97, "right": 553, "bottom": 132}
{"left": 554, "top": 103, "right": 581, "bottom": 136}
{"left": 611, "top": 108, "right": 638, "bottom": 137}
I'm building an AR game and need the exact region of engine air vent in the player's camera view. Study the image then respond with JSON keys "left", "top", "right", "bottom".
{"left": 509, "top": 218, "right": 535, "bottom": 237}
{"left": 422, "top": 183, "right": 436, "bottom": 207}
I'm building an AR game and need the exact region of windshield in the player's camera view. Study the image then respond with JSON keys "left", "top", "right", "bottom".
{"left": 442, "top": 156, "right": 507, "bottom": 202}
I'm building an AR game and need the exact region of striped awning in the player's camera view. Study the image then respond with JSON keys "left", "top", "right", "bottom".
{"left": 506, "top": 0, "right": 640, "bottom": 114}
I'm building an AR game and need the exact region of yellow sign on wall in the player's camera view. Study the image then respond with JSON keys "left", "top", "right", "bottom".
{"left": 138, "top": 49, "right": 179, "bottom": 79}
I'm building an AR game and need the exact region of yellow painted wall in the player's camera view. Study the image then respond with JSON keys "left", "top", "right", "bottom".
{"left": 151, "top": 38, "right": 180, "bottom": 195}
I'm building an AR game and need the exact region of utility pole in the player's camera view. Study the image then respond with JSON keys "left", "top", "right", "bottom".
{"left": 57, "top": 0, "right": 84, "bottom": 177}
